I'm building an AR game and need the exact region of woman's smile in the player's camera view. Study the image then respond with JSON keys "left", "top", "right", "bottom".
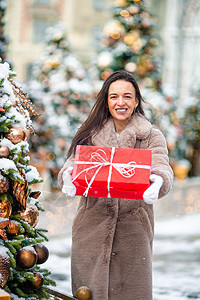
{"left": 115, "top": 108, "right": 128, "bottom": 113}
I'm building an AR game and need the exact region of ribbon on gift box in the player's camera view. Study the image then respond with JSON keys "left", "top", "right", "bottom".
{"left": 73, "top": 147, "right": 151, "bottom": 197}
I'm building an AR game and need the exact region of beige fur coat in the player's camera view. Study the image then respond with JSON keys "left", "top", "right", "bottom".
{"left": 58, "top": 113, "right": 173, "bottom": 300}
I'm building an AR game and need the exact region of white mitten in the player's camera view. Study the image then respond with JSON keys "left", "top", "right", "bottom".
{"left": 62, "top": 167, "right": 76, "bottom": 197}
{"left": 143, "top": 174, "right": 163, "bottom": 205}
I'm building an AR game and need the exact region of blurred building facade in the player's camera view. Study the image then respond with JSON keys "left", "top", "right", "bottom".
{"left": 5, "top": 0, "right": 111, "bottom": 81}
{"left": 153, "top": 0, "right": 200, "bottom": 104}
{"left": 4, "top": 0, "right": 200, "bottom": 104}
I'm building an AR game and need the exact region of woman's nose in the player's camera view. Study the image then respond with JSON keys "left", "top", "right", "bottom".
{"left": 118, "top": 96, "right": 125, "bottom": 105}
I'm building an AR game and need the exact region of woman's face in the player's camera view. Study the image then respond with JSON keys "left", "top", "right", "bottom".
{"left": 108, "top": 80, "right": 138, "bottom": 127}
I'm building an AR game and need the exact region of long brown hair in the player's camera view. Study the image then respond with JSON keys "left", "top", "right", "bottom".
{"left": 68, "top": 70, "right": 145, "bottom": 157}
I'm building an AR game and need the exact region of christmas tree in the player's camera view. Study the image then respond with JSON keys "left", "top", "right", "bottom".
{"left": 0, "top": 0, "right": 8, "bottom": 61}
{"left": 93, "top": 0, "right": 180, "bottom": 163}
{"left": 95, "top": 0, "right": 159, "bottom": 86}
{"left": 27, "top": 23, "right": 93, "bottom": 191}
{"left": 0, "top": 61, "right": 56, "bottom": 299}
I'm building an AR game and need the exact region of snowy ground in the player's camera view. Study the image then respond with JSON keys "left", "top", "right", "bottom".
{"left": 153, "top": 213, "right": 200, "bottom": 300}
{"left": 41, "top": 213, "right": 200, "bottom": 300}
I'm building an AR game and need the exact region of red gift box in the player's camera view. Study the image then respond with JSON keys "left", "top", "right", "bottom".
{"left": 72, "top": 145, "right": 152, "bottom": 200}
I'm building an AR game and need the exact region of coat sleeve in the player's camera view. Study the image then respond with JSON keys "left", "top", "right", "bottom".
{"left": 58, "top": 155, "right": 74, "bottom": 189}
{"left": 147, "top": 128, "right": 174, "bottom": 198}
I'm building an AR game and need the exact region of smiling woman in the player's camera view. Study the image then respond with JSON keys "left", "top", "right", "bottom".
{"left": 108, "top": 80, "right": 138, "bottom": 134}
{"left": 58, "top": 70, "right": 173, "bottom": 300}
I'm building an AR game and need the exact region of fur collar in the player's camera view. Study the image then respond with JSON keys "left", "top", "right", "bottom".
{"left": 92, "top": 113, "right": 152, "bottom": 148}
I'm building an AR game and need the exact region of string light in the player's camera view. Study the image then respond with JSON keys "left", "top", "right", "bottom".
{"left": 101, "top": 71, "right": 112, "bottom": 80}
{"left": 47, "top": 153, "right": 55, "bottom": 161}
{"left": 134, "top": 0, "right": 143, "bottom": 6}
{"left": 111, "top": 32, "right": 121, "bottom": 39}
{"left": 120, "top": 10, "right": 130, "bottom": 18}
{"left": 155, "top": 178, "right": 200, "bottom": 219}
{"left": 124, "top": 34, "right": 134, "bottom": 45}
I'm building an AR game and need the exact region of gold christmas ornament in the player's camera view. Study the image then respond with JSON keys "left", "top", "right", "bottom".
{"left": 0, "top": 177, "right": 9, "bottom": 194}
{"left": 76, "top": 286, "right": 91, "bottom": 300}
{"left": 0, "top": 246, "right": 10, "bottom": 288}
{"left": 33, "top": 243, "right": 49, "bottom": 264}
{"left": 31, "top": 272, "right": 44, "bottom": 289}
{"left": 5, "top": 128, "right": 27, "bottom": 144}
{"left": 0, "top": 200, "right": 12, "bottom": 218}
{"left": 10, "top": 169, "right": 28, "bottom": 209}
{"left": 18, "top": 203, "right": 39, "bottom": 227}
{"left": 16, "top": 246, "right": 38, "bottom": 269}
{"left": 6, "top": 220, "right": 19, "bottom": 235}
{"left": 0, "top": 146, "right": 10, "bottom": 158}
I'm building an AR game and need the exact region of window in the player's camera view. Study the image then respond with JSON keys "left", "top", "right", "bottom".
{"left": 33, "top": 19, "right": 51, "bottom": 43}
{"left": 93, "top": 0, "right": 104, "bottom": 11}
{"left": 34, "top": 0, "right": 50, "bottom": 5}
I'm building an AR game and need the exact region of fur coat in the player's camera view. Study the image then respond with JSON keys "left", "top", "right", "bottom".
{"left": 58, "top": 113, "right": 173, "bottom": 300}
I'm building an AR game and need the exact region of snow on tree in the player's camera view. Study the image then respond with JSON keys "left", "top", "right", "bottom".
{"left": 0, "top": 60, "right": 56, "bottom": 299}
{"left": 93, "top": 0, "right": 180, "bottom": 164}
{"left": 26, "top": 23, "right": 93, "bottom": 191}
